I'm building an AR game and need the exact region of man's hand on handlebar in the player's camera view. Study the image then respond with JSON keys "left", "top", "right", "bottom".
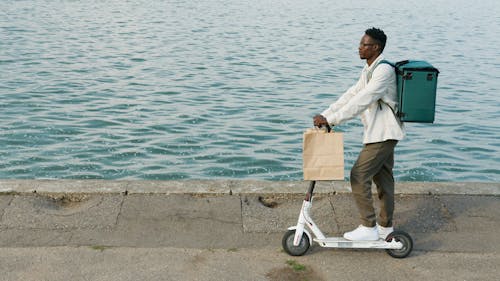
{"left": 313, "top": 114, "right": 329, "bottom": 128}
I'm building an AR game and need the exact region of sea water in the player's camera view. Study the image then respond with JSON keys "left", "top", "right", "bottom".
{"left": 1, "top": 0, "right": 499, "bottom": 182}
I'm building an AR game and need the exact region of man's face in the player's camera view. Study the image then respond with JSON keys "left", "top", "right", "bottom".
{"left": 358, "top": 34, "right": 379, "bottom": 60}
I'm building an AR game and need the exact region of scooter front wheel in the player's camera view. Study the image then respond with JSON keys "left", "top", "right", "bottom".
{"left": 282, "top": 229, "right": 310, "bottom": 256}
{"left": 385, "top": 230, "right": 413, "bottom": 258}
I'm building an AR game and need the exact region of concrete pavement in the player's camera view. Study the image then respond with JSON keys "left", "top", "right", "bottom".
{"left": 0, "top": 180, "right": 499, "bottom": 280}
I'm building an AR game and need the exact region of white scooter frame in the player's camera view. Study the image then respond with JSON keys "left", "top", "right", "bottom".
{"left": 282, "top": 181, "right": 413, "bottom": 258}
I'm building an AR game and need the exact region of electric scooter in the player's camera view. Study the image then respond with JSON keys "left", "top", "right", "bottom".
{"left": 282, "top": 131, "right": 413, "bottom": 258}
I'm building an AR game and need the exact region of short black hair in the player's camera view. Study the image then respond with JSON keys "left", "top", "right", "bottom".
{"left": 365, "top": 27, "right": 387, "bottom": 53}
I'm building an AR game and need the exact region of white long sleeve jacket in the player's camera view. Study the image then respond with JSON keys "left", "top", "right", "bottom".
{"left": 321, "top": 55, "right": 405, "bottom": 144}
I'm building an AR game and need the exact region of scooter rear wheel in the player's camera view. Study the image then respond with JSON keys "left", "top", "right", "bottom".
{"left": 385, "top": 230, "right": 413, "bottom": 258}
{"left": 282, "top": 229, "right": 310, "bottom": 256}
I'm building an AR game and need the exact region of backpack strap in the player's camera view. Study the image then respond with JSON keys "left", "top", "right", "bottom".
{"left": 378, "top": 99, "right": 399, "bottom": 119}
{"left": 379, "top": 59, "right": 395, "bottom": 67}
{"left": 380, "top": 59, "right": 408, "bottom": 76}
{"left": 376, "top": 60, "right": 400, "bottom": 120}
{"left": 368, "top": 59, "right": 393, "bottom": 83}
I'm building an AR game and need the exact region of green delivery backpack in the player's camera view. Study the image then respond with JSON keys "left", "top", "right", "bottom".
{"left": 379, "top": 60, "right": 439, "bottom": 123}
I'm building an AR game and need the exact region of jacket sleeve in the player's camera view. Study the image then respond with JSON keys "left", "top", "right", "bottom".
{"left": 321, "top": 74, "right": 363, "bottom": 122}
{"left": 324, "top": 64, "right": 394, "bottom": 125}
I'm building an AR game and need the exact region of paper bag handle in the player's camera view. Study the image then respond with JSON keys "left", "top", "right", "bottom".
{"left": 316, "top": 124, "right": 332, "bottom": 133}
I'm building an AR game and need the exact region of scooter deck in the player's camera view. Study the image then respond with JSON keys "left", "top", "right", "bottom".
{"left": 313, "top": 237, "right": 403, "bottom": 249}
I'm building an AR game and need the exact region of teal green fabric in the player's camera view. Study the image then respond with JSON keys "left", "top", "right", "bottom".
{"left": 379, "top": 60, "right": 439, "bottom": 123}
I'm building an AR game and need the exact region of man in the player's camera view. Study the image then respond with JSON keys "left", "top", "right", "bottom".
{"left": 313, "top": 27, "right": 405, "bottom": 241}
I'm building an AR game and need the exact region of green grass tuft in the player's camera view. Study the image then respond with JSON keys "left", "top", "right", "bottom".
{"left": 286, "top": 260, "right": 306, "bottom": 271}
{"left": 90, "top": 245, "right": 110, "bottom": 252}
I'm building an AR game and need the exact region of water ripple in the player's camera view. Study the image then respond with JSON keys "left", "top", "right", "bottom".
{"left": 1, "top": 0, "right": 499, "bottom": 182}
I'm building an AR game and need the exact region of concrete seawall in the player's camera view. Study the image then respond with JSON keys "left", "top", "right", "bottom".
{"left": 1, "top": 179, "right": 498, "bottom": 247}
{"left": 1, "top": 179, "right": 499, "bottom": 195}
{"left": 1, "top": 180, "right": 499, "bottom": 280}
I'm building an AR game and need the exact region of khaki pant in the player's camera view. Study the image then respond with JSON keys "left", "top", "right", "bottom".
{"left": 350, "top": 140, "right": 398, "bottom": 227}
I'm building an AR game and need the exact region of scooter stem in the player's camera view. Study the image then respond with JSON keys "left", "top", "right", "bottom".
{"left": 305, "top": 181, "right": 316, "bottom": 201}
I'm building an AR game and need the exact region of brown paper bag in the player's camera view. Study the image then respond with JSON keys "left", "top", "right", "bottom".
{"left": 303, "top": 129, "right": 344, "bottom": 180}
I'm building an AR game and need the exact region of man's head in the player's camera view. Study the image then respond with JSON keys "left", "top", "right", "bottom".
{"left": 359, "top": 27, "right": 387, "bottom": 63}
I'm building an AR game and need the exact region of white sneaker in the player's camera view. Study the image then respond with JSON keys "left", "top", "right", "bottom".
{"left": 343, "top": 225, "right": 379, "bottom": 241}
{"left": 377, "top": 223, "right": 394, "bottom": 240}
